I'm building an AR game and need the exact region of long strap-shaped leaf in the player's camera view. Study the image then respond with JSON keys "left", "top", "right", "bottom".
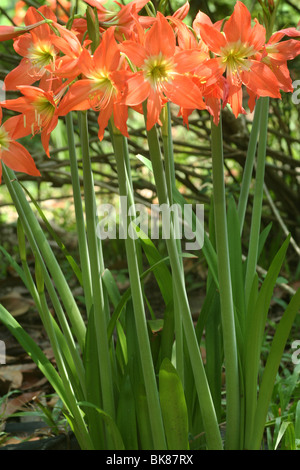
{"left": 0, "top": 304, "right": 67, "bottom": 404}
{"left": 2, "top": 165, "right": 86, "bottom": 351}
{"left": 244, "top": 235, "right": 291, "bottom": 447}
{"left": 249, "top": 286, "right": 300, "bottom": 449}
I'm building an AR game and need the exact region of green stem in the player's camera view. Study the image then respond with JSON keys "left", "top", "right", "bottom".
{"left": 2, "top": 165, "right": 86, "bottom": 352}
{"left": 79, "top": 112, "right": 115, "bottom": 423}
{"left": 244, "top": 97, "right": 269, "bottom": 310}
{"left": 161, "top": 104, "right": 184, "bottom": 386}
{"left": 237, "top": 97, "right": 262, "bottom": 234}
{"left": 109, "top": 123, "right": 167, "bottom": 450}
{"left": 145, "top": 115, "right": 222, "bottom": 450}
{"left": 210, "top": 114, "right": 240, "bottom": 450}
{"left": 65, "top": 112, "right": 93, "bottom": 317}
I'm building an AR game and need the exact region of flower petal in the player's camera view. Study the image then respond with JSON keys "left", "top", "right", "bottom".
{"left": 146, "top": 87, "right": 162, "bottom": 130}
{"left": 145, "top": 12, "right": 175, "bottom": 58}
{"left": 93, "top": 28, "right": 120, "bottom": 71}
{"left": 162, "top": 75, "right": 205, "bottom": 110}
{"left": 223, "top": 1, "right": 252, "bottom": 44}
{"left": 198, "top": 23, "right": 226, "bottom": 54}
{"left": 58, "top": 80, "right": 93, "bottom": 115}
{"left": 242, "top": 61, "right": 281, "bottom": 98}
{"left": 1, "top": 141, "right": 41, "bottom": 178}
{"left": 4, "top": 58, "right": 40, "bottom": 91}
{"left": 120, "top": 41, "right": 146, "bottom": 68}
{"left": 113, "top": 103, "right": 129, "bottom": 138}
{"left": 122, "top": 73, "right": 150, "bottom": 107}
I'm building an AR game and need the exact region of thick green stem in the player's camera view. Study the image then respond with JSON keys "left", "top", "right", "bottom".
{"left": 237, "top": 98, "right": 262, "bottom": 234}
{"left": 79, "top": 111, "right": 115, "bottom": 423}
{"left": 65, "top": 112, "right": 93, "bottom": 317}
{"left": 161, "top": 104, "right": 184, "bottom": 386}
{"left": 210, "top": 115, "right": 240, "bottom": 450}
{"left": 146, "top": 117, "right": 222, "bottom": 450}
{"left": 110, "top": 123, "right": 167, "bottom": 450}
{"left": 244, "top": 97, "right": 269, "bottom": 310}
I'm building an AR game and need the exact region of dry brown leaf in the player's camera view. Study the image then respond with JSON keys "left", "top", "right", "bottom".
{"left": 0, "top": 290, "right": 35, "bottom": 317}
{"left": 0, "top": 366, "right": 23, "bottom": 389}
{"left": 1, "top": 391, "right": 40, "bottom": 419}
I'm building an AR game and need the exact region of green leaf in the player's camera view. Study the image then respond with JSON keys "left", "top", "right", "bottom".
{"left": 274, "top": 421, "right": 292, "bottom": 450}
{"left": 19, "top": 182, "right": 83, "bottom": 287}
{"left": 249, "top": 286, "right": 300, "bottom": 449}
{"left": 0, "top": 304, "right": 68, "bottom": 407}
{"left": 116, "top": 374, "right": 138, "bottom": 450}
{"left": 159, "top": 358, "right": 189, "bottom": 450}
{"left": 295, "top": 401, "right": 300, "bottom": 439}
{"left": 257, "top": 222, "right": 272, "bottom": 262}
{"left": 107, "top": 252, "right": 195, "bottom": 342}
{"left": 227, "top": 195, "right": 246, "bottom": 336}
{"left": 125, "top": 301, "right": 154, "bottom": 450}
{"left": 131, "top": 223, "right": 173, "bottom": 306}
{"left": 134, "top": 154, "right": 219, "bottom": 288}
{"left": 244, "top": 236, "right": 291, "bottom": 447}
{"left": 160, "top": 301, "right": 175, "bottom": 363}
{"left": 83, "top": 307, "right": 105, "bottom": 449}
{"left": 102, "top": 268, "right": 121, "bottom": 308}
{"left": 78, "top": 401, "right": 125, "bottom": 450}
{"left": 0, "top": 245, "right": 27, "bottom": 286}
{"left": 173, "top": 187, "right": 219, "bottom": 289}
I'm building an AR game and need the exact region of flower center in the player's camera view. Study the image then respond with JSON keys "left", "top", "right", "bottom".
{"left": 28, "top": 42, "right": 56, "bottom": 69}
{"left": 33, "top": 96, "right": 56, "bottom": 131}
{"left": 88, "top": 71, "right": 116, "bottom": 110}
{"left": 143, "top": 53, "right": 174, "bottom": 86}
{"left": 220, "top": 42, "right": 255, "bottom": 85}
{"left": 0, "top": 126, "right": 10, "bottom": 152}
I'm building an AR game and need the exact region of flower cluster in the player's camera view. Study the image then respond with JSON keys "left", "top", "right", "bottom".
{"left": 0, "top": 0, "right": 300, "bottom": 182}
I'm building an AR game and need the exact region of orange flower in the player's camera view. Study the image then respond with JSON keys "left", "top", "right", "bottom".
{"left": 197, "top": 1, "right": 282, "bottom": 116}
{"left": 120, "top": 12, "right": 206, "bottom": 130}
{"left": 57, "top": 27, "right": 129, "bottom": 140}
{"left": 5, "top": 6, "right": 58, "bottom": 91}
{"left": 0, "top": 108, "right": 40, "bottom": 183}
{"left": 1, "top": 86, "right": 59, "bottom": 157}
{"left": 259, "top": 28, "right": 300, "bottom": 93}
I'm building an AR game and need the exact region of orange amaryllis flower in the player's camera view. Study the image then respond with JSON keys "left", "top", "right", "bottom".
{"left": 58, "top": 27, "right": 129, "bottom": 140}
{"left": 259, "top": 28, "right": 300, "bottom": 93}
{"left": 5, "top": 6, "right": 59, "bottom": 91}
{"left": 1, "top": 86, "right": 59, "bottom": 157}
{"left": 198, "top": 1, "right": 281, "bottom": 116}
{"left": 120, "top": 12, "right": 206, "bottom": 130}
{"left": 0, "top": 108, "right": 40, "bottom": 183}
